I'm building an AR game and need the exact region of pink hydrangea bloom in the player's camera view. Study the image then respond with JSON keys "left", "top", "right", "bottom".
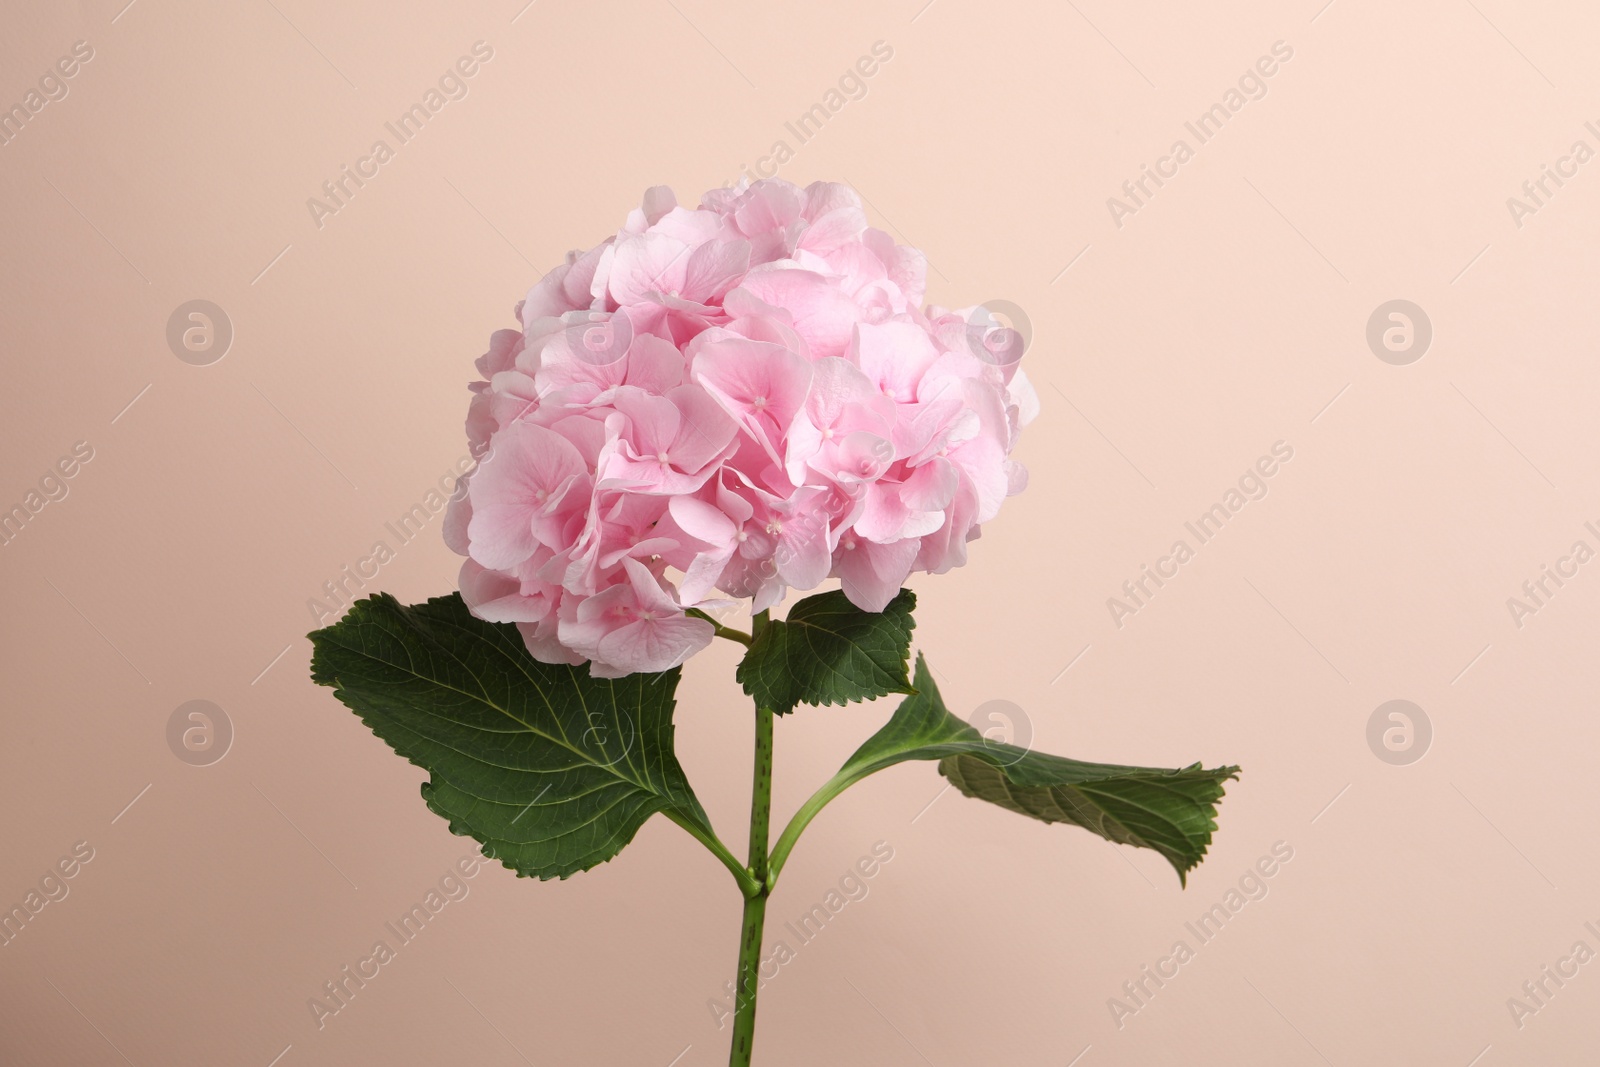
{"left": 449, "top": 179, "right": 1036, "bottom": 677}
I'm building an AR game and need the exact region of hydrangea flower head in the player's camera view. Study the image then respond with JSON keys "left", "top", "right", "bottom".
{"left": 448, "top": 179, "right": 1036, "bottom": 677}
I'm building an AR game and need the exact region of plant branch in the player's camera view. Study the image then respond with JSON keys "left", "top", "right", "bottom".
{"left": 687, "top": 608, "right": 752, "bottom": 647}
{"left": 727, "top": 610, "right": 773, "bottom": 1067}
{"left": 766, "top": 768, "right": 856, "bottom": 890}
{"left": 713, "top": 624, "right": 753, "bottom": 646}
{"left": 664, "top": 809, "right": 760, "bottom": 898}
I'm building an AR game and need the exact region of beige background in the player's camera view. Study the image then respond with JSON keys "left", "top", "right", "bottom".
{"left": 4, "top": 0, "right": 1599, "bottom": 1063}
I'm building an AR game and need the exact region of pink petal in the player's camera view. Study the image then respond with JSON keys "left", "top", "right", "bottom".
{"left": 607, "top": 232, "right": 692, "bottom": 306}
{"left": 901, "top": 456, "right": 958, "bottom": 512}
{"left": 798, "top": 203, "right": 867, "bottom": 255}
{"left": 592, "top": 614, "right": 713, "bottom": 677}
{"left": 611, "top": 388, "right": 682, "bottom": 457}
{"left": 443, "top": 477, "right": 473, "bottom": 555}
{"left": 641, "top": 185, "right": 678, "bottom": 226}
{"left": 833, "top": 535, "right": 919, "bottom": 613}
{"left": 853, "top": 319, "right": 941, "bottom": 401}
{"left": 622, "top": 557, "right": 683, "bottom": 616}
{"left": 666, "top": 494, "right": 738, "bottom": 548}
{"left": 736, "top": 180, "right": 806, "bottom": 236}
{"left": 517, "top": 615, "right": 586, "bottom": 666}
{"left": 736, "top": 269, "right": 862, "bottom": 359}
{"left": 802, "top": 181, "right": 863, "bottom": 222}
{"left": 459, "top": 559, "right": 553, "bottom": 624}
{"left": 665, "top": 384, "right": 738, "bottom": 473}
{"left": 691, "top": 337, "right": 811, "bottom": 462}
{"left": 853, "top": 481, "right": 912, "bottom": 542}
{"left": 682, "top": 239, "right": 752, "bottom": 304}
{"left": 777, "top": 521, "right": 831, "bottom": 590}
{"left": 623, "top": 331, "right": 686, "bottom": 394}
{"left": 475, "top": 329, "right": 524, "bottom": 378}
{"left": 467, "top": 422, "right": 590, "bottom": 569}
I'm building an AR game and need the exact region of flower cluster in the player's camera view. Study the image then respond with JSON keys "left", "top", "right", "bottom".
{"left": 445, "top": 179, "right": 1036, "bottom": 676}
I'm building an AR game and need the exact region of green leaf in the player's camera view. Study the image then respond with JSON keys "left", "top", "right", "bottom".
{"left": 308, "top": 593, "right": 751, "bottom": 888}
{"left": 770, "top": 654, "right": 1239, "bottom": 886}
{"left": 736, "top": 588, "right": 917, "bottom": 715}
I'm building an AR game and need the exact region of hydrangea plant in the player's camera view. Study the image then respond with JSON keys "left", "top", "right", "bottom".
{"left": 309, "top": 179, "right": 1238, "bottom": 1065}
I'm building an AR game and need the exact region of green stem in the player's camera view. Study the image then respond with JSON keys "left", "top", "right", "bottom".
{"left": 728, "top": 611, "right": 774, "bottom": 1067}
{"left": 688, "top": 608, "right": 753, "bottom": 647}
{"left": 727, "top": 885, "right": 768, "bottom": 1065}
{"left": 665, "top": 810, "right": 760, "bottom": 898}
{"left": 765, "top": 768, "right": 854, "bottom": 890}
{"left": 711, "top": 623, "right": 754, "bottom": 646}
